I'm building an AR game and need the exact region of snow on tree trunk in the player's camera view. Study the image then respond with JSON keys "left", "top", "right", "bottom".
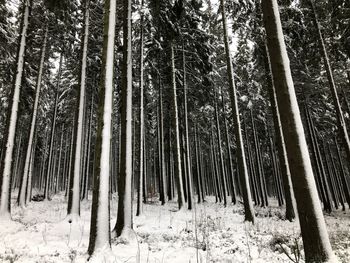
{"left": 171, "top": 43, "right": 186, "bottom": 210}
{"left": 67, "top": 0, "right": 90, "bottom": 220}
{"left": 114, "top": 0, "right": 133, "bottom": 240}
{"left": 137, "top": 5, "right": 144, "bottom": 216}
{"left": 214, "top": 91, "right": 228, "bottom": 207}
{"left": 44, "top": 54, "right": 63, "bottom": 201}
{"left": 309, "top": 0, "right": 350, "bottom": 175}
{"left": 220, "top": 0, "right": 255, "bottom": 223}
{"left": 158, "top": 80, "right": 167, "bottom": 206}
{"left": 18, "top": 25, "right": 48, "bottom": 208}
{"left": 182, "top": 45, "right": 193, "bottom": 210}
{"left": 0, "top": 0, "right": 30, "bottom": 218}
{"left": 82, "top": 97, "right": 93, "bottom": 201}
{"left": 265, "top": 45, "right": 296, "bottom": 221}
{"left": 87, "top": 0, "right": 116, "bottom": 256}
{"left": 262, "top": 0, "right": 337, "bottom": 261}
{"left": 26, "top": 147, "right": 35, "bottom": 204}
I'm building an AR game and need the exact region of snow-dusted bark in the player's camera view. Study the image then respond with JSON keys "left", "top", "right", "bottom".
{"left": 88, "top": 0, "right": 116, "bottom": 255}
{"left": 159, "top": 81, "right": 167, "bottom": 205}
{"left": 26, "top": 148, "right": 34, "bottom": 204}
{"left": 56, "top": 126, "right": 65, "bottom": 194}
{"left": 262, "top": 0, "right": 337, "bottom": 261}
{"left": 265, "top": 45, "right": 296, "bottom": 220}
{"left": 171, "top": 43, "right": 186, "bottom": 210}
{"left": 214, "top": 91, "right": 228, "bottom": 207}
{"left": 0, "top": 0, "right": 30, "bottom": 218}
{"left": 18, "top": 26, "right": 48, "bottom": 208}
{"left": 182, "top": 46, "right": 193, "bottom": 210}
{"left": 221, "top": 93, "right": 237, "bottom": 204}
{"left": 114, "top": 0, "right": 133, "bottom": 239}
{"left": 136, "top": 6, "right": 145, "bottom": 216}
{"left": 309, "top": 0, "right": 350, "bottom": 177}
{"left": 82, "top": 98, "right": 93, "bottom": 201}
{"left": 220, "top": 0, "right": 255, "bottom": 223}
{"left": 44, "top": 54, "right": 63, "bottom": 201}
{"left": 67, "top": 0, "right": 90, "bottom": 219}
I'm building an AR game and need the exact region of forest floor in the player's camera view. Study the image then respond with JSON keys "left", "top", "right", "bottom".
{"left": 0, "top": 192, "right": 350, "bottom": 263}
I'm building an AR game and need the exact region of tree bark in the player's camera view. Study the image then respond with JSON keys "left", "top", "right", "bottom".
{"left": 262, "top": 0, "right": 336, "bottom": 261}
{"left": 309, "top": 0, "right": 350, "bottom": 170}
{"left": 113, "top": 0, "right": 133, "bottom": 239}
{"left": 0, "top": 0, "right": 31, "bottom": 218}
{"left": 88, "top": 0, "right": 116, "bottom": 255}
{"left": 170, "top": 43, "right": 185, "bottom": 210}
{"left": 220, "top": 0, "right": 255, "bottom": 222}
{"left": 136, "top": 5, "right": 144, "bottom": 215}
{"left": 44, "top": 54, "right": 63, "bottom": 201}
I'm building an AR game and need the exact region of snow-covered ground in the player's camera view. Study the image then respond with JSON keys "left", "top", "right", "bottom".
{"left": 0, "top": 192, "right": 349, "bottom": 262}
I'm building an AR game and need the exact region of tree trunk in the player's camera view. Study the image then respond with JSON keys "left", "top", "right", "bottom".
{"left": 87, "top": 0, "right": 117, "bottom": 255}
{"left": 214, "top": 91, "right": 228, "bottom": 206}
{"left": 0, "top": 0, "right": 31, "bottom": 218}
{"left": 262, "top": 0, "right": 336, "bottom": 261}
{"left": 113, "top": 0, "right": 133, "bottom": 239}
{"left": 334, "top": 138, "right": 350, "bottom": 207}
{"left": 182, "top": 46, "right": 193, "bottom": 210}
{"left": 265, "top": 46, "right": 296, "bottom": 220}
{"left": 170, "top": 43, "right": 185, "bottom": 210}
{"left": 44, "top": 54, "right": 63, "bottom": 201}
{"left": 67, "top": 0, "right": 90, "bottom": 219}
{"left": 309, "top": 0, "right": 350, "bottom": 169}
{"left": 136, "top": 4, "right": 144, "bottom": 215}
{"left": 18, "top": 25, "right": 48, "bottom": 207}
{"left": 220, "top": 0, "right": 255, "bottom": 222}
{"left": 221, "top": 93, "right": 236, "bottom": 204}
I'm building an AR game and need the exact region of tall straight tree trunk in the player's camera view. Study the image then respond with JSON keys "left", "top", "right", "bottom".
{"left": 26, "top": 143, "right": 35, "bottom": 204}
{"left": 334, "top": 138, "right": 350, "bottom": 207}
{"left": 328, "top": 143, "right": 346, "bottom": 211}
{"left": 211, "top": 126, "right": 222, "bottom": 203}
{"left": 214, "top": 91, "right": 228, "bottom": 206}
{"left": 136, "top": 3, "right": 145, "bottom": 216}
{"left": 194, "top": 125, "right": 203, "bottom": 203}
{"left": 309, "top": 0, "right": 350, "bottom": 168}
{"left": 265, "top": 46, "right": 296, "bottom": 220}
{"left": 262, "top": 0, "right": 337, "bottom": 261}
{"left": 87, "top": 0, "right": 116, "bottom": 255}
{"left": 55, "top": 125, "right": 64, "bottom": 194}
{"left": 159, "top": 82, "right": 167, "bottom": 205}
{"left": 65, "top": 123, "right": 75, "bottom": 198}
{"left": 18, "top": 25, "right": 48, "bottom": 208}
{"left": 220, "top": 0, "right": 254, "bottom": 222}
{"left": 0, "top": 0, "right": 31, "bottom": 218}
{"left": 221, "top": 92, "right": 236, "bottom": 204}
{"left": 44, "top": 54, "right": 63, "bottom": 201}
{"left": 12, "top": 134, "right": 23, "bottom": 193}
{"left": 322, "top": 142, "right": 338, "bottom": 209}
{"left": 113, "top": 0, "right": 133, "bottom": 239}
{"left": 67, "top": 0, "right": 90, "bottom": 219}
{"left": 170, "top": 43, "right": 185, "bottom": 210}
{"left": 250, "top": 111, "right": 266, "bottom": 207}
{"left": 304, "top": 105, "right": 332, "bottom": 212}
{"left": 182, "top": 45, "right": 193, "bottom": 210}
{"left": 82, "top": 98, "right": 93, "bottom": 201}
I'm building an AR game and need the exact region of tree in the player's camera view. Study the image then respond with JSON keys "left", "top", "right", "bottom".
{"left": 88, "top": 0, "right": 117, "bottom": 255}
{"left": 67, "top": 0, "right": 90, "bottom": 220}
{"left": 113, "top": 0, "right": 134, "bottom": 240}
{"left": 136, "top": 0, "right": 145, "bottom": 217}
{"left": 17, "top": 25, "right": 48, "bottom": 208}
{"left": 262, "top": 0, "right": 337, "bottom": 261}
{"left": 220, "top": 0, "right": 255, "bottom": 223}
{"left": 0, "top": 0, "right": 31, "bottom": 218}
